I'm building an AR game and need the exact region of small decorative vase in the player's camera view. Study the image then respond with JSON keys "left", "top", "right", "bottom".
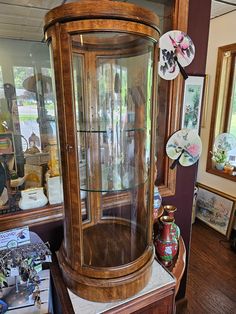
{"left": 155, "top": 216, "right": 178, "bottom": 267}
{"left": 215, "top": 162, "right": 225, "bottom": 171}
{"left": 164, "top": 205, "right": 180, "bottom": 240}
{"left": 224, "top": 163, "right": 234, "bottom": 175}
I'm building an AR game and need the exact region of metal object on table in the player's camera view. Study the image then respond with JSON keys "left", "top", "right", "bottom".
{"left": 2, "top": 283, "right": 35, "bottom": 308}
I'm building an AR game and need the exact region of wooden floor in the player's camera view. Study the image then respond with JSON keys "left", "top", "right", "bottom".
{"left": 180, "top": 220, "right": 236, "bottom": 314}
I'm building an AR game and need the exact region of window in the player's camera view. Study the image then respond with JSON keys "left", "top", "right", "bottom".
{"left": 228, "top": 55, "right": 236, "bottom": 137}
{"left": 207, "top": 43, "right": 236, "bottom": 180}
{"left": 13, "top": 66, "right": 40, "bottom": 151}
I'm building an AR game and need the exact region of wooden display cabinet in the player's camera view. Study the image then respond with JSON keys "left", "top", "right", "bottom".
{"left": 44, "top": 0, "right": 160, "bottom": 302}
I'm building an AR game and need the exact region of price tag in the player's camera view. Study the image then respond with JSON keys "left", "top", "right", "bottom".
{"left": 10, "top": 266, "right": 19, "bottom": 277}
{"left": 0, "top": 227, "right": 30, "bottom": 250}
{"left": 34, "top": 263, "right": 42, "bottom": 273}
{"left": 45, "top": 255, "right": 52, "bottom": 263}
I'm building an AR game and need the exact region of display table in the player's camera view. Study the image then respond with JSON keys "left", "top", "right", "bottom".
{"left": 50, "top": 257, "right": 176, "bottom": 314}
{"left": 0, "top": 232, "right": 52, "bottom": 313}
{"left": 170, "top": 236, "right": 186, "bottom": 295}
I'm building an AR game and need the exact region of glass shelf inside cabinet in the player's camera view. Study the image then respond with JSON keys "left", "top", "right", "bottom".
{"left": 77, "top": 122, "right": 146, "bottom": 133}
{"left": 78, "top": 124, "right": 150, "bottom": 195}
{"left": 79, "top": 162, "right": 148, "bottom": 195}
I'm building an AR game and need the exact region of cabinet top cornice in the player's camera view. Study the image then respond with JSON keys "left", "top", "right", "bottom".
{"left": 44, "top": 0, "right": 160, "bottom": 34}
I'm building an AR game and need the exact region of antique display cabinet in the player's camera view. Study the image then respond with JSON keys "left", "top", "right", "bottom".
{"left": 44, "top": 0, "right": 160, "bottom": 302}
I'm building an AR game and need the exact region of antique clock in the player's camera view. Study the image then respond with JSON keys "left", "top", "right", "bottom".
{"left": 44, "top": 0, "right": 160, "bottom": 302}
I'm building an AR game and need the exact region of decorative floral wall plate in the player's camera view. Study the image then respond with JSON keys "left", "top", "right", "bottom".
{"left": 214, "top": 133, "right": 236, "bottom": 152}
{"left": 158, "top": 30, "right": 195, "bottom": 80}
{"left": 166, "top": 129, "right": 202, "bottom": 167}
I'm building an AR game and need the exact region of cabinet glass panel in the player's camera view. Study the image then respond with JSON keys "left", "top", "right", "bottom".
{"left": 72, "top": 32, "right": 154, "bottom": 267}
{"left": 73, "top": 54, "right": 89, "bottom": 221}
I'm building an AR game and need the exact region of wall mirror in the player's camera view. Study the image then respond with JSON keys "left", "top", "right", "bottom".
{"left": 0, "top": 0, "right": 188, "bottom": 231}
{"left": 207, "top": 43, "right": 236, "bottom": 181}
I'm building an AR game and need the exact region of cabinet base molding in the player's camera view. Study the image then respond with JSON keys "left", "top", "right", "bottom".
{"left": 57, "top": 248, "right": 154, "bottom": 302}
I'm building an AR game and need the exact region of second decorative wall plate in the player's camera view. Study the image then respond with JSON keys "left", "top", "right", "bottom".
{"left": 214, "top": 133, "right": 236, "bottom": 152}
{"left": 166, "top": 129, "right": 202, "bottom": 167}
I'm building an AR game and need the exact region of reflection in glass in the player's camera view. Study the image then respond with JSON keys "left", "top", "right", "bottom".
{"left": 0, "top": 38, "right": 62, "bottom": 214}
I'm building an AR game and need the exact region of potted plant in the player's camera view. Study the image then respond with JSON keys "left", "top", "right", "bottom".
{"left": 210, "top": 148, "right": 227, "bottom": 170}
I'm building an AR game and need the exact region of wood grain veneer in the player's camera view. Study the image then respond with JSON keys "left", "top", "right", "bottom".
{"left": 44, "top": 0, "right": 159, "bottom": 302}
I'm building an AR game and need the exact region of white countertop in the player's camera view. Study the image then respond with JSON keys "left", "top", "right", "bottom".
{"left": 68, "top": 260, "right": 176, "bottom": 314}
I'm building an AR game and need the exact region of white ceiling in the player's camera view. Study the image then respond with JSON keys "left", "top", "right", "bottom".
{"left": 0, "top": 0, "right": 235, "bottom": 42}
{"left": 211, "top": 0, "right": 236, "bottom": 18}
{"left": 0, "top": 0, "right": 64, "bottom": 41}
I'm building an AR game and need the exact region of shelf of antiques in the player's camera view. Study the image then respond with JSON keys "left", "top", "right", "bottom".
{"left": 0, "top": 132, "right": 64, "bottom": 230}
{"left": 0, "top": 42, "right": 64, "bottom": 230}
{"left": 44, "top": 0, "right": 160, "bottom": 302}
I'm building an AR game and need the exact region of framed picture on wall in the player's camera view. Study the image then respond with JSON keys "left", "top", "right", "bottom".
{"left": 195, "top": 183, "right": 236, "bottom": 239}
{"left": 181, "top": 75, "right": 205, "bottom": 132}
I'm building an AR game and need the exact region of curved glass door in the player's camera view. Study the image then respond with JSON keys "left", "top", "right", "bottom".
{"left": 72, "top": 32, "right": 154, "bottom": 267}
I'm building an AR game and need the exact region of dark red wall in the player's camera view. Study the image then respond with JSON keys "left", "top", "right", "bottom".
{"left": 163, "top": 0, "right": 211, "bottom": 299}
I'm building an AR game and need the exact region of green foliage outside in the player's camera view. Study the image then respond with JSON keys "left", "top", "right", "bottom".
{"left": 0, "top": 66, "right": 3, "bottom": 87}
{"left": 230, "top": 113, "right": 236, "bottom": 137}
{"left": 21, "top": 99, "right": 54, "bottom": 110}
{"left": 19, "top": 114, "right": 38, "bottom": 122}
{"left": 13, "top": 66, "right": 34, "bottom": 88}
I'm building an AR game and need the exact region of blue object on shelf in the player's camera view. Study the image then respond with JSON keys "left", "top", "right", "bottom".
{"left": 0, "top": 299, "right": 8, "bottom": 313}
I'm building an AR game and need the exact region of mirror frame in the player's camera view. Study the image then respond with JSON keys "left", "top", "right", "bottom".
{"left": 157, "top": 0, "right": 188, "bottom": 197}
{"left": 206, "top": 43, "right": 236, "bottom": 182}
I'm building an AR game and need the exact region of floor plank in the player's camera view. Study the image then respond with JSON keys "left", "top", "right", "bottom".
{"left": 179, "top": 220, "right": 236, "bottom": 314}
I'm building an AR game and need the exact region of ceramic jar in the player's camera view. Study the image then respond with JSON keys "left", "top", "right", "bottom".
{"left": 215, "top": 162, "right": 225, "bottom": 171}
{"left": 155, "top": 216, "right": 178, "bottom": 267}
{"left": 19, "top": 187, "right": 48, "bottom": 210}
{"left": 163, "top": 205, "right": 180, "bottom": 240}
{"left": 224, "top": 163, "right": 234, "bottom": 175}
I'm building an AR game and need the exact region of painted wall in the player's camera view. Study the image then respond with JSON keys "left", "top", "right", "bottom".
{"left": 197, "top": 11, "right": 236, "bottom": 228}
{"left": 164, "top": 0, "right": 211, "bottom": 299}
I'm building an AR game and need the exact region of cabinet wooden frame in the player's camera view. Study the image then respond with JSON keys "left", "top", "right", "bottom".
{"left": 0, "top": 204, "right": 63, "bottom": 232}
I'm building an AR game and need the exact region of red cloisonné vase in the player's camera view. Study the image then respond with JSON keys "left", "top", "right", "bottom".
{"left": 163, "top": 205, "right": 180, "bottom": 240}
{"left": 155, "top": 216, "right": 178, "bottom": 267}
